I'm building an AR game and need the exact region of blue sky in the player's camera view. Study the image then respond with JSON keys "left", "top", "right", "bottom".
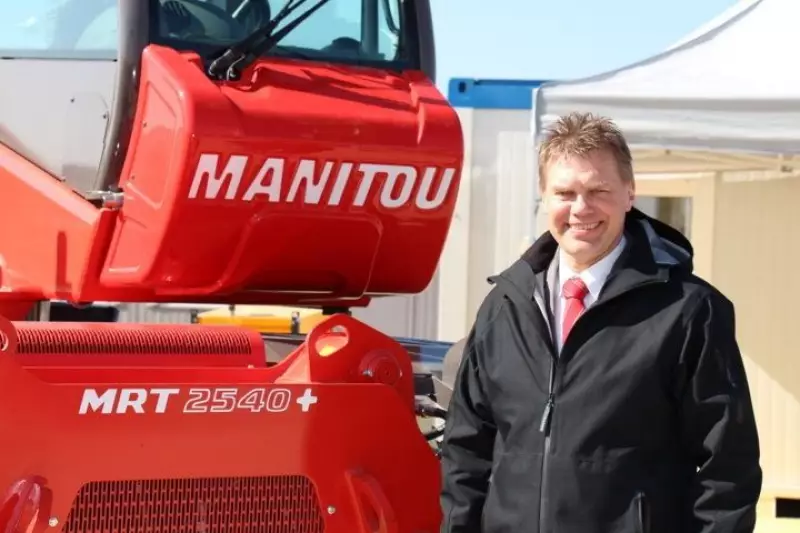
{"left": 0, "top": 0, "right": 740, "bottom": 88}
{"left": 430, "top": 0, "right": 739, "bottom": 92}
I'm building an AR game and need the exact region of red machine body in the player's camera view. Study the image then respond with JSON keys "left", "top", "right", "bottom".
{"left": 0, "top": 314, "right": 440, "bottom": 533}
{"left": 0, "top": 46, "right": 461, "bottom": 317}
{"left": 0, "top": 1, "right": 462, "bottom": 531}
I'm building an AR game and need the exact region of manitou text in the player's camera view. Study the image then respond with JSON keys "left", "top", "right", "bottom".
{"left": 187, "top": 153, "right": 457, "bottom": 209}
{"left": 78, "top": 387, "right": 318, "bottom": 415}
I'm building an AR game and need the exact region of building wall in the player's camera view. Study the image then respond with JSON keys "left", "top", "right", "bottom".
{"left": 437, "top": 78, "right": 547, "bottom": 342}
{"left": 711, "top": 174, "right": 800, "bottom": 493}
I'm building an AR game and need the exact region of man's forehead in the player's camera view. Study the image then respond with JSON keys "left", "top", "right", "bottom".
{"left": 547, "top": 151, "right": 622, "bottom": 182}
{"left": 550, "top": 150, "right": 618, "bottom": 172}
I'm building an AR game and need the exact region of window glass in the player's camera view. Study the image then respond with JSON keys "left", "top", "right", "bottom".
{"left": 151, "top": 0, "right": 411, "bottom": 69}
{"left": 0, "top": 0, "right": 117, "bottom": 59}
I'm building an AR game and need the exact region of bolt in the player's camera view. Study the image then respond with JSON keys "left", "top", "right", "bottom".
{"left": 327, "top": 505, "right": 336, "bottom": 514}
{"left": 48, "top": 517, "right": 59, "bottom": 527}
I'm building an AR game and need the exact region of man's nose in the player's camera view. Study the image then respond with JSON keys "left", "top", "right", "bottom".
{"left": 572, "top": 194, "right": 591, "bottom": 213}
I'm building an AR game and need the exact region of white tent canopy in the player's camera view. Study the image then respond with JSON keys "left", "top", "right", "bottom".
{"left": 531, "top": 0, "right": 800, "bottom": 175}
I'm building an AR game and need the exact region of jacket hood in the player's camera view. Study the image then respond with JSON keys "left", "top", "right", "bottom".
{"left": 627, "top": 207, "right": 693, "bottom": 271}
{"left": 491, "top": 208, "right": 694, "bottom": 298}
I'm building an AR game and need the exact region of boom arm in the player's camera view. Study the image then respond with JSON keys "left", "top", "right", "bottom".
{"left": 0, "top": 45, "right": 462, "bottom": 319}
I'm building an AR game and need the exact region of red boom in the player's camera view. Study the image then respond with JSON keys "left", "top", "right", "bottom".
{"left": 0, "top": 45, "right": 463, "bottom": 318}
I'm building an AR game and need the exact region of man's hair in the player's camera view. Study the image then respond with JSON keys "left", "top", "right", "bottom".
{"left": 538, "top": 112, "right": 634, "bottom": 188}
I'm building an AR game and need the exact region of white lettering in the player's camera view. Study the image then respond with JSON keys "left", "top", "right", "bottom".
{"left": 286, "top": 160, "right": 334, "bottom": 204}
{"left": 353, "top": 164, "right": 381, "bottom": 206}
{"left": 328, "top": 162, "right": 353, "bottom": 205}
{"left": 296, "top": 388, "right": 318, "bottom": 412}
{"left": 79, "top": 387, "right": 180, "bottom": 415}
{"left": 182, "top": 388, "right": 297, "bottom": 414}
{"left": 150, "top": 388, "right": 180, "bottom": 413}
{"left": 378, "top": 165, "right": 416, "bottom": 208}
{"left": 79, "top": 388, "right": 117, "bottom": 414}
{"left": 79, "top": 387, "right": 313, "bottom": 415}
{"left": 186, "top": 154, "right": 457, "bottom": 210}
{"left": 188, "top": 154, "right": 247, "bottom": 199}
{"left": 242, "top": 158, "right": 284, "bottom": 201}
{"left": 416, "top": 167, "right": 455, "bottom": 210}
{"left": 117, "top": 388, "right": 148, "bottom": 414}
{"left": 266, "top": 389, "right": 292, "bottom": 412}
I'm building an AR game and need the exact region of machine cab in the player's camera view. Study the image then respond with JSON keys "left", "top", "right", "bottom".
{"left": 0, "top": 0, "right": 460, "bottom": 312}
{"left": 0, "top": 0, "right": 436, "bottom": 197}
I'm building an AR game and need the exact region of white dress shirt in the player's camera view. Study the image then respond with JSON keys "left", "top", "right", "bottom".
{"left": 553, "top": 236, "right": 627, "bottom": 351}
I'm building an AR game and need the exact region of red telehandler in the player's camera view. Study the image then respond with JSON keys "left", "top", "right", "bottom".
{"left": 0, "top": 1, "right": 462, "bottom": 532}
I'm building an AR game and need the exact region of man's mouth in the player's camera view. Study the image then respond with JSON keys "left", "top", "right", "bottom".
{"left": 569, "top": 222, "right": 601, "bottom": 231}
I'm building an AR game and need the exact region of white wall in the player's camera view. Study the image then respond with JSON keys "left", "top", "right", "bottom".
{"left": 436, "top": 106, "right": 538, "bottom": 342}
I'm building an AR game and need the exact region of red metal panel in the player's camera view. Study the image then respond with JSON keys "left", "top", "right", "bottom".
{"left": 0, "top": 315, "right": 441, "bottom": 533}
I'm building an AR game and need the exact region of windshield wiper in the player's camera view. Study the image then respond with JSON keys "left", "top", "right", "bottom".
{"left": 207, "top": 0, "right": 334, "bottom": 81}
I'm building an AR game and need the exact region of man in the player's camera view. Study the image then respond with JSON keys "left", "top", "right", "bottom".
{"left": 439, "top": 112, "right": 762, "bottom": 533}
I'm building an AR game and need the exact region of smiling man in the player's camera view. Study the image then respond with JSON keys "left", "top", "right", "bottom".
{"left": 439, "top": 112, "right": 762, "bottom": 533}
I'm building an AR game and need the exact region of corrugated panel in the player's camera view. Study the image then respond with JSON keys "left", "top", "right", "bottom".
{"left": 494, "top": 128, "right": 536, "bottom": 274}
{"left": 713, "top": 175, "right": 800, "bottom": 491}
{"left": 63, "top": 476, "right": 324, "bottom": 533}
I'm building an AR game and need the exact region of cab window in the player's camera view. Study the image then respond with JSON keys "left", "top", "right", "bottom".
{"left": 0, "top": 1, "right": 117, "bottom": 59}
{"left": 150, "top": 0, "right": 411, "bottom": 69}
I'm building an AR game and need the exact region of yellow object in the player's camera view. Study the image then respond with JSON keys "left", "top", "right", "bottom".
{"left": 318, "top": 344, "right": 338, "bottom": 357}
{"left": 196, "top": 305, "right": 326, "bottom": 334}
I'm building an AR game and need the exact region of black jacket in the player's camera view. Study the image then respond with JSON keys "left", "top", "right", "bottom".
{"left": 440, "top": 209, "right": 762, "bottom": 533}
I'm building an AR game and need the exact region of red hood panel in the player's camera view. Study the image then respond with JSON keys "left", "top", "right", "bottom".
{"left": 100, "top": 46, "right": 463, "bottom": 304}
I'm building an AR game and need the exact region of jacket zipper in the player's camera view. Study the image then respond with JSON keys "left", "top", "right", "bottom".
{"left": 636, "top": 491, "right": 649, "bottom": 533}
{"left": 537, "top": 355, "right": 556, "bottom": 533}
{"left": 533, "top": 276, "right": 665, "bottom": 533}
{"left": 533, "top": 277, "right": 558, "bottom": 533}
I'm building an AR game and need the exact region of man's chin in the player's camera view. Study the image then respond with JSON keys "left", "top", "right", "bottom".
{"left": 563, "top": 238, "right": 602, "bottom": 254}
{"left": 560, "top": 240, "right": 607, "bottom": 266}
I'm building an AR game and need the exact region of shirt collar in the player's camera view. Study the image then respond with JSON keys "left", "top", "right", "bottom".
{"left": 558, "top": 235, "right": 627, "bottom": 300}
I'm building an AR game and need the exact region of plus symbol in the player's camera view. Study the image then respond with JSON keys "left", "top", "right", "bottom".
{"left": 296, "top": 388, "right": 318, "bottom": 412}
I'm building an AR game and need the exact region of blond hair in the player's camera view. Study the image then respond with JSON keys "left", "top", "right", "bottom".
{"left": 538, "top": 112, "right": 634, "bottom": 188}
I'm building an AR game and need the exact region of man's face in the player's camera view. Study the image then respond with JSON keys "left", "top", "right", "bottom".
{"left": 542, "top": 150, "right": 634, "bottom": 271}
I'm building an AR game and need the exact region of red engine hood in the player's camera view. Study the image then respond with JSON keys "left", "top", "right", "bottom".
{"left": 95, "top": 45, "right": 463, "bottom": 306}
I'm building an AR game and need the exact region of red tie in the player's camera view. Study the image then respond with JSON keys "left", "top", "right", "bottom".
{"left": 562, "top": 277, "right": 589, "bottom": 342}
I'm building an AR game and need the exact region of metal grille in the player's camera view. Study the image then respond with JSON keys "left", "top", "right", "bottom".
{"left": 13, "top": 325, "right": 253, "bottom": 355}
{"left": 62, "top": 476, "right": 325, "bottom": 533}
